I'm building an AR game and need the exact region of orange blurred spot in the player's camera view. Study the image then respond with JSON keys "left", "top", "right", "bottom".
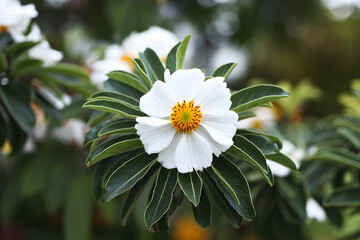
{"left": 0, "top": 25, "right": 8, "bottom": 34}
{"left": 30, "top": 102, "right": 45, "bottom": 126}
{"left": 120, "top": 55, "right": 135, "bottom": 69}
{"left": 172, "top": 214, "right": 210, "bottom": 240}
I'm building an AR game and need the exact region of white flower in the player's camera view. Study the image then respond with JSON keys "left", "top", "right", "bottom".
{"left": 0, "top": 0, "right": 38, "bottom": 41}
{"left": 236, "top": 107, "right": 279, "bottom": 129}
{"left": 135, "top": 69, "right": 238, "bottom": 173}
{"left": 306, "top": 198, "right": 326, "bottom": 222}
{"left": 90, "top": 26, "right": 178, "bottom": 88}
{"left": 52, "top": 119, "right": 89, "bottom": 147}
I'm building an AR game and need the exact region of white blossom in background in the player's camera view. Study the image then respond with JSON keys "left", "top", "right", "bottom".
{"left": 52, "top": 119, "right": 89, "bottom": 147}
{"left": 306, "top": 198, "right": 327, "bottom": 222}
{"left": 90, "top": 26, "right": 178, "bottom": 88}
{"left": 135, "top": 69, "right": 238, "bottom": 173}
{"left": 236, "top": 107, "right": 278, "bottom": 129}
{"left": 0, "top": 0, "right": 38, "bottom": 41}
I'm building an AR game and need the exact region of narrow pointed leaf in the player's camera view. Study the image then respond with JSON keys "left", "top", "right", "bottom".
{"left": 12, "top": 58, "right": 42, "bottom": 75}
{"left": 107, "top": 71, "right": 149, "bottom": 93}
{"left": 192, "top": 188, "right": 211, "bottom": 228}
{"left": 84, "top": 118, "right": 118, "bottom": 146}
{"left": 90, "top": 91, "right": 139, "bottom": 107}
{"left": 266, "top": 152, "right": 297, "bottom": 171}
{"left": 210, "top": 155, "right": 255, "bottom": 221}
{"left": 144, "top": 168, "right": 177, "bottom": 229}
{"left": 203, "top": 172, "right": 243, "bottom": 228}
{"left": 98, "top": 119, "right": 136, "bottom": 137}
{"left": 231, "top": 84, "right": 290, "bottom": 113}
{"left": 130, "top": 58, "right": 153, "bottom": 88}
{"left": 177, "top": 172, "right": 203, "bottom": 206}
{"left": 103, "top": 152, "right": 157, "bottom": 202}
{"left": 104, "top": 79, "right": 143, "bottom": 100}
{"left": 165, "top": 42, "right": 180, "bottom": 73}
{"left": 42, "top": 63, "right": 90, "bottom": 79}
{"left": 324, "top": 186, "right": 360, "bottom": 207}
{"left": 236, "top": 128, "right": 283, "bottom": 149}
{"left": 337, "top": 126, "right": 360, "bottom": 149}
{"left": 212, "top": 63, "right": 237, "bottom": 79}
{"left": 176, "top": 35, "right": 191, "bottom": 70}
{"left": 0, "top": 50, "right": 7, "bottom": 71}
{"left": 310, "top": 147, "right": 360, "bottom": 169}
{"left": 5, "top": 41, "right": 39, "bottom": 59}
{"left": 86, "top": 135, "right": 143, "bottom": 166}
{"left": 242, "top": 134, "right": 280, "bottom": 155}
{"left": 139, "top": 48, "right": 165, "bottom": 83}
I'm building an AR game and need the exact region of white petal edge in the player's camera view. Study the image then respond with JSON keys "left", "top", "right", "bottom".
{"left": 135, "top": 119, "right": 175, "bottom": 154}
{"left": 267, "top": 160, "right": 291, "bottom": 178}
{"left": 306, "top": 198, "right": 326, "bottom": 222}
{"left": 158, "top": 133, "right": 183, "bottom": 169}
{"left": 139, "top": 80, "right": 175, "bottom": 118}
{"left": 194, "top": 77, "right": 231, "bottom": 114}
{"left": 164, "top": 68, "right": 204, "bottom": 102}
{"left": 174, "top": 132, "right": 213, "bottom": 173}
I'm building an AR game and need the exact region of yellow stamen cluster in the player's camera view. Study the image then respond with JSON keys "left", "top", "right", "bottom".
{"left": 170, "top": 100, "right": 202, "bottom": 133}
{"left": 0, "top": 25, "right": 8, "bottom": 34}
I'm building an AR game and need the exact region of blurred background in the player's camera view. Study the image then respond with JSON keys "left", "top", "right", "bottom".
{"left": 1, "top": 0, "right": 360, "bottom": 239}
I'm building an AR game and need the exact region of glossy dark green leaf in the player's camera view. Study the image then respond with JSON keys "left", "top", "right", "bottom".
{"left": 107, "top": 70, "right": 149, "bottom": 93}
{"left": 120, "top": 163, "right": 159, "bottom": 225}
{"left": 192, "top": 188, "right": 211, "bottom": 228}
{"left": 104, "top": 79, "right": 143, "bottom": 100}
{"left": 238, "top": 111, "right": 256, "bottom": 121}
{"left": 130, "top": 57, "right": 153, "bottom": 88}
{"left": 12, "top": 58, "right": 43, "bottom": 75}
{"left": 144, "top": 168, "right": 177, "bottom": 229}
{"left": 0, "top": 86, "right": 35, "bottom": 133}
{"left": 86, "top": 135, "right": 143, "bottom": 166}
{"left": 337, "top": 126, "right": 360, "bottom": 149}
{"left": 43, "top": 63, "right": 89, "bottom": 80}
{"left": 210, "top": 155, "right": 255, "bottom": 221}
{"left": 7, "top": 116, "right": 27, "bottom": 155}
{"left": 212, "top": 63, "right": 237, "bottom": 79}
{"left": 176, "top": 35, "right": 191, "bottom": 70}
{"left": 266, "top": 152, "right": 297, "bottom": 171}
{"left": 0, "top": 50, "right": 8, "bottom": 71}
{"left": 64, "top": 175, "right": 92, "bottom": 240}
{"left": 203, "top": 172, "right": 243, "bottom": 228}
{"left": 310, "top": 147, "right": 360, "bottom": 169}
{"left": 5, "top": 41, "right": 39, "bottom": 59}
{"left": 139, "top": 48, "right": 165, "bottom": 83}
{"left": 242, "top": 134, "right": 280, "bottom": 155}
{"left": 231, "top": 84, "right": 290, "bottom": 113}
{"left": 0, "top": 110, "right": 6, "bottom": 146}
{"left": 236, "top": 128, "right": 283, "bottom": 149}
{"left": 324, "top": 186, "right": 360, "bottom": 207}
{"left": 177, "top": 172, "right": 202, "bottom": 207}
{"left": 103, "top": 152, "right": 157, "bottom": 202}
{"left": 90, "top": 91, "right": 139, "bottom": 106}
{"left": 83, "top": 118, "right": 117, "bottom": 146}
{"left": 98, "top": 119, "right": 136, "bottom": 136}
{"left": 83, "top": 98, "right": 145, "bottom": 119}
{"left": 165, "top": 42, "right": 180, "bottom": 73}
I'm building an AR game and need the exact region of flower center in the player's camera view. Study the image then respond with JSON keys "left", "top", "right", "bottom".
{"left": 170, "top": 100, "right": 202, "bottom": 133}
{"left": 0, "top": 25, "right": 8, "bottom": 34}
{"left": 121, "top": 54, "right": 135, "bottom": 68}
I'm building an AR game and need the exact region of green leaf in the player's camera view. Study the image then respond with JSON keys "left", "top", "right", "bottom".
{"left": 120, "top": 163, "right": 159, "bottom": 225}
{"left": 104, "top": 79, "right": 143, "bottom": 100}
{"left": 310, "top": 147, "right": 360, "bottom": 169}
{"left": 192, "top": 188, "right": 211, "bottom": 228}
{"left": 11, "top": 58, "right": 42, "bottom": 76}
{"left": 0, "top": 110, "right": 6, "bottom": 147}
{"left": 144, "top": 168, "right": 177, "bottom": 229}
{"left": 242, "top": 134, "right": 280, "bottom": 155}
{"left": 83, "top": 118, "right": 118, "bottom": 146}
{"left": 0, "top": 50, "right": 8, "bottom": 71}
{"left": 212, "top": 63, "right": 237, "bottom": 79}
{"left": 107, "top": 71, "right": 149, "bottom": 93}
{"left": 226, "top": 135, "right": 269, "bottom": 175}
{"left": 0, "top": 86, "right": 35, "bottom": 133}
{"left": 86, "top": 135, "right": 143, "bottom": 166}
{"left": 324, "top": 185, "right": 360, "bottom": 207}
{"left": 43, "top": 63, "right": 89, "bottom": 80}
{"left": 266, "top": 152, "right": 297, "bottom": 171}
{"left": 139, "top": 48, "right": 165, "bottom": 83}
{"left": 236, "top": 128, "right": 283, "bottom": 149}
{"left": 209, "top": 155, "right": 255, "bottom": 221}
{"left": 176, "top": 35, "right": 191, "bottom": 70}
{"left": 130, "top": 58, "right": 153, "bottom": 88}
{"left": 90, "top": 91, "right": 139, "bottom": 106}
{"left": 64, "top": 174, "right": 92, "bottom": 240}
{"left": 87, "top": 111, "right": 111, "bottom": 127}
{"left": 177, "top": 172, "right": 203, "bottom": 207}
{"left": 0, "top": 177, "right": 21, "bottom": 225}
{"left": 238, "top": 111, "right": 256, "bottom": 121}
{"left": 103, "top": 152, "right": 157, "bottom": 202}
{"left": 165, "top": 42, "right": 180, "bottom": 73}
{"left": 230, "top": 84, "right": 290, "bottom": 113}
{"left": 83, "top": 98, "right": 145, "bottom": 119}
{"left": 203, "top": 172, "right": 243, "bottom": 228}
{"left": 98, "top": 119, "right": 136, "bottom": 136}
{"left": 5, "top": 41, "right": 39, "bottom": 59}
{"left": 337, "top": 126, "right": 360, "bottom": 149}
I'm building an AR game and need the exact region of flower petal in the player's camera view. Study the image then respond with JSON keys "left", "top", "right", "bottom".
{"left": 136, "top": 117, "right": 171, "bottom": 127}
{"left": 194, "top": 77, "right": 231, "bottom": 114}
{"left": 158, "top": 133, "right": 183, "bottom": 169}
{"left": 139, "top": 81, "right": 175, "bottom": 118}
{"left": 174, "top": 132, "right": 213, "bottom": 173}
{"left": 195, "top": 126, "right": 227, "bottom": 157}
{"left": 135, "top": 119, "right": 175, "bottom": 154}
{"left": 201, "top": 111, "right": 238, "bottom": 147}
{"left": 267, "top": 161, "right": 290, "bottom": 178}
{"left": 164, "top": 68, "right": 204, "bottom": 102}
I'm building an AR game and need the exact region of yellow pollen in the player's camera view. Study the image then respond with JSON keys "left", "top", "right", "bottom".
{"left": 0, "top": 25, "right": 8, "bottom": 34}
{"left": 170, "top": 100, "right": 202, "bottom": 133}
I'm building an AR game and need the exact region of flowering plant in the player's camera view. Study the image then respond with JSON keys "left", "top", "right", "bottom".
{"left": 83, "top": 35, "right": 293, "bottom": 230}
